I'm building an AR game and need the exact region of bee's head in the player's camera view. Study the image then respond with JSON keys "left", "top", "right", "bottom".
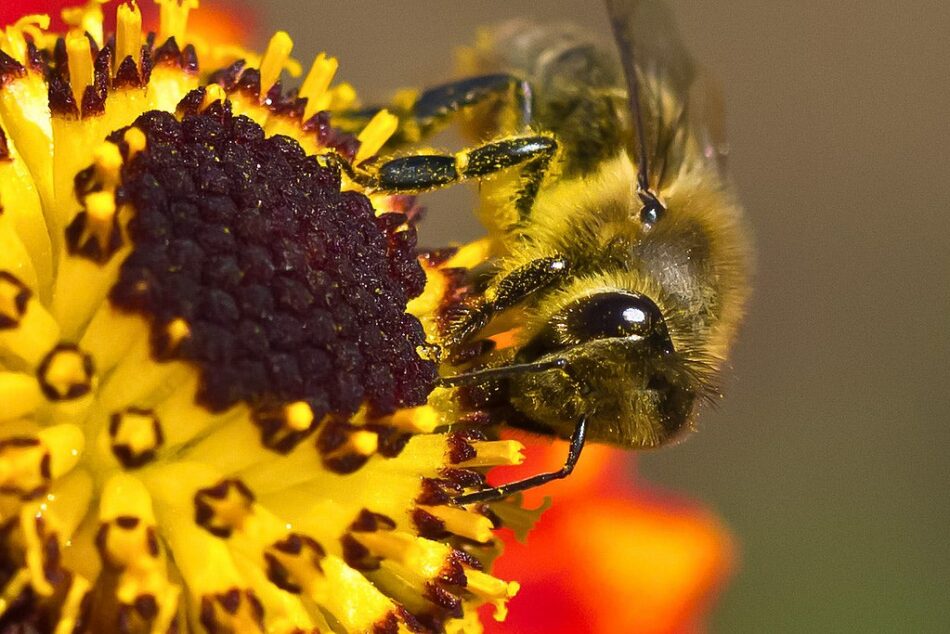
{"left": 509, "top": 289, "right": 708, "bottom": 448}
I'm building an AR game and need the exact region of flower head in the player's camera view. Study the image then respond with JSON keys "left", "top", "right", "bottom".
{"left": 0, "top": 2, "right": 522, "bottom": 631}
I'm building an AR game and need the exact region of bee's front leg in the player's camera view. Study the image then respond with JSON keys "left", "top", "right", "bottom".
{"left": 444, "top": 255, "right": 571, "bottom": 349}
{"left": 454, "top": 413, "right": 589, "bottom": 505}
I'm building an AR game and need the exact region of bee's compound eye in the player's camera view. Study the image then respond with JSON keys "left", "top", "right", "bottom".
{"left": 517, "top": 292, "right": 671, "bottom": 364}
{"left": 569, "top": 292, "right": 662, "bottom": 341}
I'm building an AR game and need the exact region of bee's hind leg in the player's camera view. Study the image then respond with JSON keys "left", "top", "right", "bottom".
{"left": 454, "top": 414, "right": 589, "bottom": 505}
{"left": 410, "top": 73, "right": 534, "bottom": 138}
{"left": 336, "top": 73, "right": 533, "bottom": 147}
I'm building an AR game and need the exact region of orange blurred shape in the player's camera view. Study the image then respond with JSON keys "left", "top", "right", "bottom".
{"left": 1, "top": 1, "right": 259, "bottom": 47}
{"left": 485, "top": 432, "right": 735, "bottom": 633}
{"left": 160, "top": 0, "right": 260, "bottom": 48}
{"left": 487, "top": 493, "right": 734, "bottom": 633}
{"left": 1, "top": 1, "right": 67, "bottom": 28}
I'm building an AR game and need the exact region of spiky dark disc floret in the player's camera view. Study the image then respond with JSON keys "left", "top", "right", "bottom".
{"left": 108, "top": 109, "right": 435, "bottom": 416}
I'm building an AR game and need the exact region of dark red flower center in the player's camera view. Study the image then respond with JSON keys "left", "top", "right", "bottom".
{"left": 105, "top": 108, "right": 435, "bottom": 417}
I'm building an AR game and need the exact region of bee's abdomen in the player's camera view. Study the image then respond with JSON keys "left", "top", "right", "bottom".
{"left": 483, "top": 21, "right": 615, "bottom": 91}
{"left": 472, "top": 21, "right": 625, "bottom": 174}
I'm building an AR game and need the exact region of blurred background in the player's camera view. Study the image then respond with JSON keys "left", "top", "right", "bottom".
{"left": 0, "top": 0, "right": 944, "bottom": 630}
{"left": 249, "top": 1, "right": 949, "bottom": 631}
{"left": 2, "top": 0, "right": 935, "bottom": 629}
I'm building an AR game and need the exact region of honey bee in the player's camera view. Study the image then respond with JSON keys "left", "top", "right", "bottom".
{"left": 336, "top": 0, "right": 751, "bottom": 502}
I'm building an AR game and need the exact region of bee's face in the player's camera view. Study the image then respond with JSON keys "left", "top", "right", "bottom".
{"left": 509, "top": 291, "right": 700, "bottom": 448}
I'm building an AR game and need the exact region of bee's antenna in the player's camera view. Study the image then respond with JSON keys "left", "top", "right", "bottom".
{"left": 437, "top": 358, "right": 568, "bottom": 388}
{"left": 605, "top": 0, "right": 652, "bottom": 196}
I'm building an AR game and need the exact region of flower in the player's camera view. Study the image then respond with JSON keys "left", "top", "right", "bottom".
{"left": 0, "top": 2, "right": 523, "bottom": 631}
{"left": 484, "top": 438, "right": 734, "bottom": 634}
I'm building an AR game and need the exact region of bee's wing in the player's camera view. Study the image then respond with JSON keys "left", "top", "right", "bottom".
{"left": 687, "top": 69, "right": 730, "bottom": 174}
{"left": 605, "top": 0, "right": 728, "bottom": 180}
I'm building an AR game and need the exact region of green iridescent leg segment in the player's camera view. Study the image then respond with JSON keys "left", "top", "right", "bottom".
{"left": 336, "top": 133, "right": 558, "bottom": 219}
{"left": 339, "top": 73, "right": 533, "bottom": 145}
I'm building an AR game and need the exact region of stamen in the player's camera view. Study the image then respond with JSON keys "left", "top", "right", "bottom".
{"left": 416, "top": 505, "right": 493, "bottom": 543}
{"left": 98, "top": 514, "right": 158, "bottom": 567}
{"left": 165, "top": 317, "right": 191, "bottom": 350}
{"left": 352, "top": 530, "right": 414, "bottom": 564}
{"left": 122, "top": 126, "right": 147, "bottom": 158}
{"left": 259, "top": 31, "right": 293, "bottom": 102}
{"left": 465, "top": 569, "right": 519, "bottom": 621}
{"left": 356, "top": 531, "right": 462, "bottom": 590}
{"left": 115, "top": 1, "right": 143, "bottom": 73}
{"left": 65, "top": 32, "right": 94, "bottom": 109}
{"left": 155, "top": 0, "right": 199, "bottom": 45}
{"left": 0, "top": 570, "right": 31, "bottom": 617}
{"left": 37, "top": 345, "right": 95, "bottom": 401}
{"left": 251, "top": 401, "right": 321, "bottom": 454}
{"left": 319, "top": 556, "right": 401, "bottom": 632}
{"left": 327, "top": 82, "right": 358, "bottom": 111}
{"left": 0, "top": 271, "right": 30, "bottom": 328}
{"left": 37, "top": 424, "right": 86, "bottom": 478}
{"left": 193, "top": 478, "right": 256, "bottom": 538}
{"left": 20, "top": 508, "right": 57, "bottom": 594}
{"left": 456, "top": 440, "right": 525, "bottom": 468}
{"left": 109, "top": 408, "right": 163, "bottom": 468}
{"left": 262, "top": 532, "right": 328, "bottom": 596}
{"left": 81, "top": 190, "right": 116, "bottom": 252}
{"left": 93, "top": 141, "right": 123, "bottom": 185}
{"left": 99, "top": 472, "right": 155, "bottom": 522}
{"left": 0, "top": 424, "right": 84, "bottom": 498}
{"left": 0, "top": 438, "right": 47, "bottom": 497}
{"left": 1, "top": 16, "right": 51, "bottom": 65}
{"left": 0, "top": 209, "right": 44, "bottom": 295}
{"left": 200, "top": 83, "right": 227, "bottom": 111}
{"left": 355, "top": 109, "right": 398, "bottom": 164}
{"left": 62, "top": 0, "right": 109, "bottom": 47}
{"left": 300, "top": 53, "right": 339, "bottom": 121}
{"left": 284, "top": 401, "right": 314, "bottom": 432}
{"left": 326, "top": 429, "right": 379, "bottom": 460}
{"left": 384, "top": 405, "right": 439, "bottom": 434}
{"left": 57, "top": 575, "right": 92, "bottom": 634}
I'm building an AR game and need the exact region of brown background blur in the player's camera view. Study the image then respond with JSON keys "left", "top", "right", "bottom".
{"left": 251, "top": 2, "right": 948, "bottom": 631}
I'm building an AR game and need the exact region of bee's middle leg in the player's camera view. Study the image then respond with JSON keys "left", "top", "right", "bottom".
{"left": 444, "top": 255, "right": 571, "bottom": 348}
